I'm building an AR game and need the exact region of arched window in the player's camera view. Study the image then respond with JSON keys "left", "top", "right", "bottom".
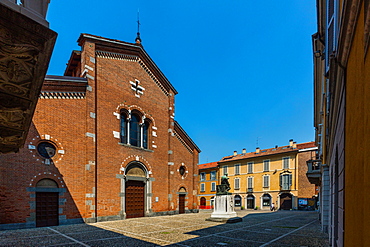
{"left": 120, "top": 111, "right": 128, "bottom": 144}
{"left": 130, "top": 113, "right": 141, "bottom": 147}
{"left": 143, "top": 120, "right": 150, "bottom": 149}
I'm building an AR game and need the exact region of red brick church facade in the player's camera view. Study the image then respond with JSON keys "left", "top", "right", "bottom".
{"left": 0, "top": 34, "right": 200, "bottom": 229}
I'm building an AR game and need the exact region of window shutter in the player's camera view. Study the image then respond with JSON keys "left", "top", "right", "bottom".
{"left": 326, "top": 0, "right": 337, "bottom": 71}
{"left": 289, "top": 174, "right": 292, "bottom": 189}
{"left": 280, "top": 175, "right": 282, "bottom": 188}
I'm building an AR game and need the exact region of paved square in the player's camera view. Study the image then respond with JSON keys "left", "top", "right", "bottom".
{"left": 0, "top": 210, "right": 329, "bottom": 246}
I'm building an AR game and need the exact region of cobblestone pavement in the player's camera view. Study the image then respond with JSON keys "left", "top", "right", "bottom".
{"left": 0, "top": 210, "right": 329, "bottom": 246}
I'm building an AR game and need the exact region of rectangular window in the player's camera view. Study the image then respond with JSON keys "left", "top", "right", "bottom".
{"left": 223, "top": 166, "right": 228, "bottom": 175}
{"left": 200, "top": 172, "right": 206, "bottom": 181}
{"left": 211, "top": 182, "right": 216, "bottom": 191}
{"left": 263, "top": 160, "right": 270, "bottom": 172}
{"left": 210, "top": 171, "right": 216, "bottom": 180}
{"left": 263, "top": 175, "right": 269, "bottom": 188}
{"left": 200, "top": 183, "right": 205, "bottom": 192}
{"left": 280, "top": 174, "right": 293, "bottom": 190}
{"left": 326, "top": 0, "right": 338, "bottom": 71}
{"left": 247, "top": 162, "right": 253, "bottom": 173}
{"left": 235, "top": 178, "right": 240, "bottom": 190}
{"left": 283, "top": 157, "right": 290, "bottom": 169}
{"left": 235, "top": 164, "right": 240, "bottom": 175}
{"left": 247, "top": 177, "right": 253, "bottom": 190}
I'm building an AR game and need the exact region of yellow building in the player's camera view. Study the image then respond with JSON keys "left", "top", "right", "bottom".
{"left": 217, "top": 140, "right": 316, "bottom": 211}
{"left": 310, "top": 1, "right": 370, "bottom": 246}
{"left": 197, "top": 162, "right": 218, "bottom": 209}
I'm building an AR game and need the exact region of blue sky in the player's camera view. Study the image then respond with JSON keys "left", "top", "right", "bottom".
{"left": 47, "top": 1, "right": 317, "bottom": 164}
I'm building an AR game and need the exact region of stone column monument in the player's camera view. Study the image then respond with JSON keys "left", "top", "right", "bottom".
{"left": 206, "top": 174, "right": 242, "bottom": 223}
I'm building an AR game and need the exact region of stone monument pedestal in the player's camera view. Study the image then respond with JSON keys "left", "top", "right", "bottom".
{"left": 206, "top": 194, "right": 242, "bottom": 223}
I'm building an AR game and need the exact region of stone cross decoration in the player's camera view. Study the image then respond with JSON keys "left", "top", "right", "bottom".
{"left": 130, "top": 79, "right": 145, "bottom": 98}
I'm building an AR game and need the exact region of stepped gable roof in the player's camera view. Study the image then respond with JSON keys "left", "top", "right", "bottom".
{"left": 219, "top": 141, "right": 316, "bottom": 163}
{"left": 42, "top": 75, "right": 87, "bottom": 92}
{"left": 174, "top": 121, "right": 201, "bottom": 153}
{"left": 198, "top": 162, "right": 218, "bottom": 170}
{"left": 76, "top": 33, "right": 178, "bottom": 95}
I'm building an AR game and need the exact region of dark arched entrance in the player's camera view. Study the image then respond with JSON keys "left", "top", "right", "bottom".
{"left": 178, "top": 187, "right": 187, "bottom": 214}
{"left": 262, "top": 194, "right": 271, "bottom": 209}
{"left": 200, "top": 197, "right": 206, "bottom": 209}
{"left": 125, "top": 163, "right": 146, "bottom": 218}
{"left": 36, "top": 179, "right": 59, "bottom": 227}
{"left": 280, "top": 193, "right": 293, "bottom": 210}
{"left": 247, "top": 195, "right": 255, "bottom": 209}
{"left": 234, "top": 195, "right": 241, "bottom": 207}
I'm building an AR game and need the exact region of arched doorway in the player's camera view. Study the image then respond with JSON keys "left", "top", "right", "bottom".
{"left": 36, "top": 179, "right": 59, "bottom": 227}
{"left": 247, "top": 195, "right": 255, "bottom": 209}
{"left": 234, "top": 195, "right": 241, "bottom": 207}
{"left": 200, "top": 197, "right": 206, "bottom": 209}
{"left": 125, "top": 163, "right": 147, "bottom": 218}
{"left": 262, "top": 193, "right": 271, "bottom": 209}
{"left": 178, "top": 187, "right": 186, "bottom": 214}
{"left": 280, "top": 193, "right": 293, "bottom": 210}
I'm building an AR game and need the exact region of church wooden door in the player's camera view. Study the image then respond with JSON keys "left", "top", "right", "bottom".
{"left": 126, "top": 180, "right": 145, "bottom": 218}
{"left": 179, "top": 194, "right": 185, "bottom": 214}
{"left": 36, "top": 192, "right": 59, "bottom": 227}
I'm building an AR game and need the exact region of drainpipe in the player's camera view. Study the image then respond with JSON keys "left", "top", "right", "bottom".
{"left": 94, "top": 52, "right": 98, "bottom": 222}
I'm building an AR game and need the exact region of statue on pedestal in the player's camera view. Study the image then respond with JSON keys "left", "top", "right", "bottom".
{"left": 216, "top": 174, "right": 231, "bottom": 195}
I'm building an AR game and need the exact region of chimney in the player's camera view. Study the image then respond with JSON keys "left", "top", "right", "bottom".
{"left": 233, "top": 151, "right": 237, "bottom": 156}
{"left": 256, "top": 147, "right": 260, "bottom": 154}
{"left": 289, "top": 139, "right": 294, "bottom": 147}
{"left": 293, "top": 142, "right": 297, "bottom": 149}
{"left": 242, "top": 148, "right": 246, "bottom": 154}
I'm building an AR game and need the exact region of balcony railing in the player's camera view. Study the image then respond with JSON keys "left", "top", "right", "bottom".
{"left": 306, "top": 159, "right": 321, "bottom": 185}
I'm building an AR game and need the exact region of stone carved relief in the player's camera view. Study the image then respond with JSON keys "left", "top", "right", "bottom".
{"left": 0, "top": 38, "right": 40, "bottom": 98}
{"left": 0, "top": 107, "right": 27, "bottom": 129}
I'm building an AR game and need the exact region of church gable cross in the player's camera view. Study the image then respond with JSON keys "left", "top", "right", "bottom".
{"left": 130, "top": 79, "right": 145, "bottom": 98}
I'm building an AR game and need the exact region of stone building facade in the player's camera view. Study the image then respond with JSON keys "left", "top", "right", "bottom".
{"left": 0, "top": 34, "right": 200, "bottom": 229}
{"left": 216, "top": 140, "right": 317, "bottom": 211}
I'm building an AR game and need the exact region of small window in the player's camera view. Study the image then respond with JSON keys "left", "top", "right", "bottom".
{"left": 179, "top": 166, "right": 186, "bottom": 176}
{"left": 263, "top": 160, "right": 270, "bottom": 172}
{"left": 37, "top": 142, "right": 56, "bottom": 159}
{"left": 234, "top": 178, "right": 240, "bottom": 190}
{"left": 280, "top": 173, "right": 293, "bottom": 190}
{"left": 130, "top": 113, "right": 141, "bottom": 147}
{"left": 223, "top": 166, "right": 228, "bottom": 175}
{"left": 200, "top": 183, "right": 205, "bottom": 192}
{"left": 211, "top": 182, "right": 216, "bottom": 192}
{"left": 235, "top": 164, "right": 240, "bottom": 175}
{"left": 247, "top": 162, "right": 253, "bottom": 173}
{"left": 283, "top": 157, "right": 290, "bottom": 169}
{"left": 210, "top": 171, "right": 216, "bottom": 180}
{"left": 200, "top": 173, "right": 206, "bottom": 181}
{"left": 120, "top": 111, "right": 128, "bottom": 144}
{"left": 143, "top": 120, "right": 150, "bottom": 149}
{"left": 247, "top": 177, "right": 253, "bottom": 189}
{"left": 263, "top": 175, "right": 269, "bottom": 188}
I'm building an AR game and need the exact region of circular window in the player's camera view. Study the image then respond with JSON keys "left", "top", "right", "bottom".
{"left": 179, "top": 166, "right": 186, "bottom": 176}
{"left": 37, "top": 142, "right": 57, "bottom": 158}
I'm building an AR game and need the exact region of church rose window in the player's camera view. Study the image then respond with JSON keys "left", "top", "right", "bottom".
{"left": 179, "top": 166, "right": 186, "bottom": 176}
{"left": 37, "top": 142, "right": 56, "bottom": 159}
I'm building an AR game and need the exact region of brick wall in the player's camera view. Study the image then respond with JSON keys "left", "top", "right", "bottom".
{"left": 0, "top": 34, "right": 200, "bottom": 228}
